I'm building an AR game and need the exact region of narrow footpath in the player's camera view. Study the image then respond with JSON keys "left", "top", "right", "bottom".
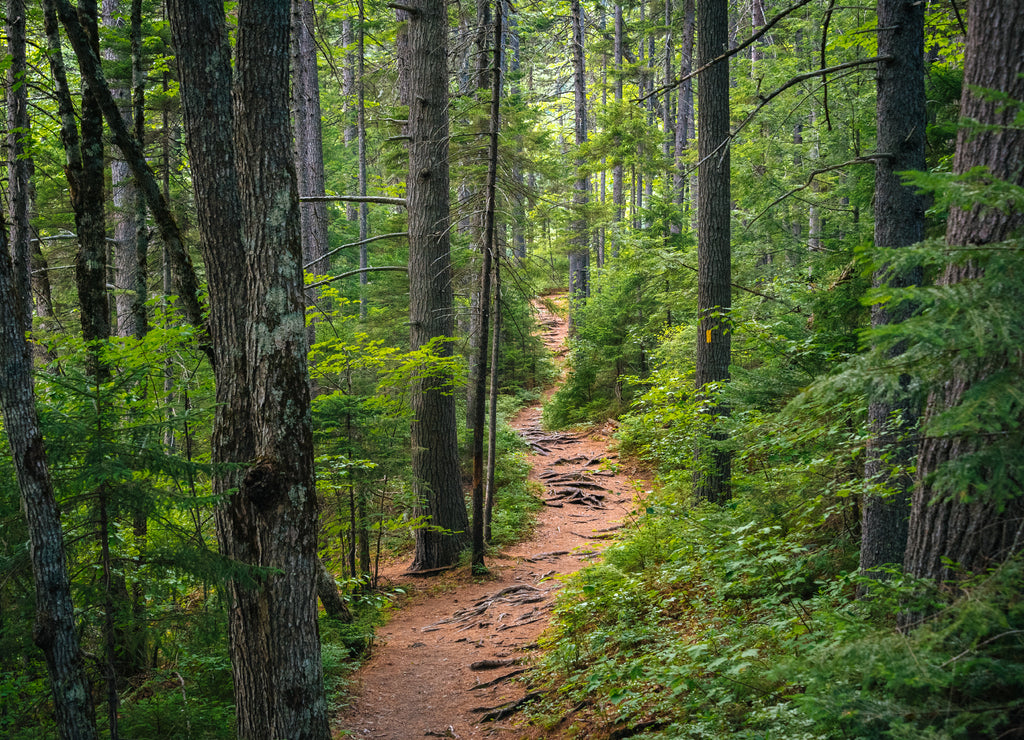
{"left": 335, "top": 297, "right": 648, "bottom": 739}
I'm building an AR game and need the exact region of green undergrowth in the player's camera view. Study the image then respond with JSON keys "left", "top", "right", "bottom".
{"left": 528, "top": 490, "right": 1024, "bottom": 739}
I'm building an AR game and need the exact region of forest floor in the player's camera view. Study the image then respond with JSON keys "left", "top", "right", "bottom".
{"left": 333, "top": 296, "right": 650, "bottom": 739}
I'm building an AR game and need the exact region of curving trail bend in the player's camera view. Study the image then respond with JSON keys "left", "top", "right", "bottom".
{"left": 335, "top": 297, "right": 648, "bottom": 739}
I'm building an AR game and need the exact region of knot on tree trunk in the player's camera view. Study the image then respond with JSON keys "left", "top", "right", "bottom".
{"left": 243, "top": 457, "right": 282, "bottom": 512}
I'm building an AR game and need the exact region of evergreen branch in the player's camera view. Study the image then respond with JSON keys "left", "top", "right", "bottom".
{"left": 306, "top": 265, "right": 408, "bottom": 290}
{"left": 304, "top": 232, "right": 409, "bottom": 270}
{"left": 639, "top": 0, "right": 815, "bottom": 103}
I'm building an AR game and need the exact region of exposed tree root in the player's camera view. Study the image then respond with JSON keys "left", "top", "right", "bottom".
{"left": 472, "top": 690, "right": 547, "bottom": 722}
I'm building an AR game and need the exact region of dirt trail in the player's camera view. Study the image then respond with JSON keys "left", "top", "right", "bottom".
{"left": 335, "top": 298, "right": 646, "bottom": 739}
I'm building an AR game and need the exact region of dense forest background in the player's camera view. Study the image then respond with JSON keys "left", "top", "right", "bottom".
{"left": 1, "top": 0, "right": 1022, "bottom": 737}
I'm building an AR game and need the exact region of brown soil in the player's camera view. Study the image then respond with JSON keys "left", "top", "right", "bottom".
{"left": 334, "top": 297, "right": 647, "bottom": 739}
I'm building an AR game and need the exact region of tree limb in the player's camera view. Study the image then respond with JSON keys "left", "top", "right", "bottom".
{"left": 51, "top": 0, "right": 210, "bottom": 359}
{"left": 299, "top": 194, "right": 407, "bottom": 206}
{"left": 304, "top": 232, "right": 408, "bottom": 270}
{"left": 640, "top": 0, "right": 814, "bottom": 103}
{"left": 305, "top": 265, "right": 408, "bottom": 290}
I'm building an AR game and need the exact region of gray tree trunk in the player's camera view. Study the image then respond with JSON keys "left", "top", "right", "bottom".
{"left": 292, "top": 0, "right": 329, "bottom": 336}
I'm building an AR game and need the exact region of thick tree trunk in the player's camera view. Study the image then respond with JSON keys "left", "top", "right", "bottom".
{"left": 406, "top": 0, "right": 471, "bottom": 571}
{"left": 859, "top": 0, "right": 925, "bottom": 578}
{"left": 167, "top": 1, "right": 329, "bottom": 737}
{"left": 904, "top": 0, "right": 1024, "bottom": 584}
{"left": 693, "top": 0, "right": 731, "bottom": 503}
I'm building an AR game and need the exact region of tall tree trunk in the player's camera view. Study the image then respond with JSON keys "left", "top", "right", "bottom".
{"left": 292, "top": 0, "right": 329, "bottom": 337}
{"left": 693, "top": 0, "right": 731, "bottom": 502}
{"left": 859, "top": 0, "right": 925, "bottom": 579}
{"left": 568, "top": 0, "right": 590, "bottom": 312}
{"left": 903, "top": 0, "right": 1024, "bottom": 584}
{"left": 471, "top": 0, "right": 502, "bottom": 571}
{"left": 406, "top": 0, "right": 471, "bottom": 571}
{"left": 357, "top": 0, "right": 370, "bottom": 320}
{"left": 104, "top": 0, "right": 146, "bottom": 339}
{"left": 167, "top": 1, "right": 329, "bottom": 737}
{"left": 0, "top": 228, "right": 99, "bottom": 740}
{"left": 612, "top": 3, "right": 624, "bottom": 243}
{"left": 6, "top": 0, "right": 33, "bottom": 333}
{"left": 672, "top": 0, "right": 694, "bottom": 232}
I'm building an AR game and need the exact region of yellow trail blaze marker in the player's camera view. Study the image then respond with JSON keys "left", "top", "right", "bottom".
{"left": 706, "top": 328, "right": 713, "bottom": 344}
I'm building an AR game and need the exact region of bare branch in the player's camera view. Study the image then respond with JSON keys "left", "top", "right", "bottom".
{"left": 299, "top": 194, "right": 407, "bottom": 206}
{"left": 304, "top": 232, "right": 408, "bottom": 270}
{"left": 640, "top": 0, "right": 814, "bottom": 103}
{"left": 306, "top": 265, "right": 408, "bottom": 290}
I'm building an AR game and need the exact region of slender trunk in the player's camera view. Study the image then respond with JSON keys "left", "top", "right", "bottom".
{"left": 484, "top": 247, "right": 501, "bottom": 544}
{"left": 292, "top": 0, "right": 329, "bottom": 338}
{"left": 0, "top": 227, "right": 98, "bottom": 740}
{"left": 672, "top": 0, "right": 694, "bottom": 231}
{"left": 358, "top": 0, "right": 369, "bottom": 319}
{"left": 612, "top": 3, "right": 624, "bottom": 242}
{"left": 569, "top": 0, "right": 590, "bottom": 314}
{"left": 472, "top": 0, "right": 502, "bottom": 571}
{"left": 6, "top": 0, "right": 33, "bottom": 333}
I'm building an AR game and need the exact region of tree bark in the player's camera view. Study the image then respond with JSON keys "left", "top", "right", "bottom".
{"left": 104, "top": 0, "right": 146, "bottom": 339}
{"left": 859, "top": 0, "right": 925, "bottom": 579}
{"left": 693, "top": 0, "right": 731, "bottom": 503}
{"left": 903, "top": 0, "right": 1024, "bottom": 584}
{"left": 569, "top": 0, "right": 590, "bottom": 313}
{"left": 292, "top": 0, "right": 329, "bottom": 336}
{"left": 471, "top": 0, "right": 502, "bottom": 571}
{"left": 672, "top": 0, "right": 694, "bottom": 232}
{"left": 6, "top": 0, "right": 33, "bottom": 333}
{"left": 0, "top": 227, "right": 98, "bottom": 740}
{"left": 406, "top": 0, "right": 471, "bottom": 571}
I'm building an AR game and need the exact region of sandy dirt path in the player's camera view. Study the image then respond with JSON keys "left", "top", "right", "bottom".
{"left": 334, "top": 298, "right": 647, "bottom": 739}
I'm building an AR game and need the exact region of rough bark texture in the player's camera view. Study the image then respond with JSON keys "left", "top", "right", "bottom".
{"left": 166, "top": 1, "right": 329, "bottom": 737}
{"left": 672, "top": 0, "right": 694, "bottom": 229}
{"left": 568, "top": 0, "right": 590, "bottom": 309}
{"left": 859, "top": 0, "right": 925, "bottom": 577}
{"left": 406, "top": 0, "right": 471, "bottom": 571}
{"left": 6, "top": 0, "right": 33, "bottom": 332}
{"left": 0, "top": 230, "right": 98, "bottom": 739}
{"left": 292, "top": 0, "right": 329, "bottom": 328}
{"left": 904, "top": 0, "right": 1024, "bottom": 583}
{"left": 471, "top": 0, "right": 502, "bottom": 570}
{"left": 694, "top": 0, "right": 731, "bottom": 503}
{"left": 104, "top": 0, "right": 146, "bottom": 339}
{"left": 612, "top": 4, "right": 624, "bottom": 231}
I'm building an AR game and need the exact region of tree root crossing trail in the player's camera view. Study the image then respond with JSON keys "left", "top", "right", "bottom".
{"left": 335, "top": 297, "right": 648, "bottom": 739}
